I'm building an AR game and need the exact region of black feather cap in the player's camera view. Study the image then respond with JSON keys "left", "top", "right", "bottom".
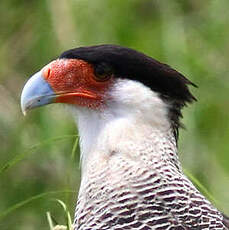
{"left": 60, "top": 44, "right": 196, "bottom": 140}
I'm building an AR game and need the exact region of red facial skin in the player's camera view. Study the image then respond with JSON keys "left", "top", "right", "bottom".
{"left": 42, "top": 59, "right": 113, "bottom": 109}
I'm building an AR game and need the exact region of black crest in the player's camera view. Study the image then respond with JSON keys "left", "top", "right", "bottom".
{"left": 60, "top": 44, "right": 196, "bottom": 140}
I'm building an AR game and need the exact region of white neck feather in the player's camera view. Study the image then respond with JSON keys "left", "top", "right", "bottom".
{"left": 71, "top": 79, "right": 179, "bottom": 176}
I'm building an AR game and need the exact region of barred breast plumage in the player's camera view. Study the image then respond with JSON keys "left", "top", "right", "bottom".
{"left": 74, "top": 130, "right": 228, "bottom": 230}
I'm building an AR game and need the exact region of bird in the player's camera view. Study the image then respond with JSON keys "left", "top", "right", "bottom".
{"left": 21, "top": 44, "right": 229, "bottom": 229}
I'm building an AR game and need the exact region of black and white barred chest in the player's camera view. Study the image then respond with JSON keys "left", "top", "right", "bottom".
{"left": 74, "top": 151, "right": 227, "bottom": 230}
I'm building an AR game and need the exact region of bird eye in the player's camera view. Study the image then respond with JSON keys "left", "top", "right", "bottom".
{"left": 94, "top": 63, "right": 113, "bottom": 81}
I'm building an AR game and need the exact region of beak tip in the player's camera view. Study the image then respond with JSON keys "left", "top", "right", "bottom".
{"left": 20, "top": 71, "right": 55, "bottom": 114}
{"left": 21, "top": 87, "right": 30, "bottom": 116}
{"left": 20, "top": 95, "right": 27, "bottom": 116}
{"left": 21, "top": 107, "right": 27, "bottom": 116}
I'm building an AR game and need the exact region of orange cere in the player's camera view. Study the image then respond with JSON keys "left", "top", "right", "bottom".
{"left": 42, "top": 59, "right": 112, "bottom": 106}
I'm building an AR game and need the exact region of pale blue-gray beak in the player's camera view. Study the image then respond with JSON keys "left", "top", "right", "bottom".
{"left": 21, "top": 71, "right": 56, "bottom": 115}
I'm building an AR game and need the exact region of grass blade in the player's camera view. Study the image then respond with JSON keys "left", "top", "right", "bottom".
{"left": 47, "top": 212, "right": 55, "bottom": 230}
{"left": 0, "top": 135, "right": 78, "bottom": 176}
{"left": 56, "top": 199, "right": 72, "bottom": 230}
{"left": 0, "top": 190, "right": 74, "bottom": 221}
{"left": 183, "top": 168, "right": 219, "bottom": 207}
{"left": 71, "top": 136, "right": 79, "bottom": 160}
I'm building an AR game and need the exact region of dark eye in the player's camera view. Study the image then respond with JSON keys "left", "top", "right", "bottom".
{"left": 94, "top": 62, "right": 113, "bottom": 81}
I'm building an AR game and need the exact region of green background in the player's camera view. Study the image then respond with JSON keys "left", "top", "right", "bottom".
{"left": 0, "top": 0, "right": 229, "bottom": 229}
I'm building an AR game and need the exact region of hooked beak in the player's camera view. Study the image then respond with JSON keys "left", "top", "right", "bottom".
{"left": 21, "top": 68, "right": 99, "bottom": 115}
{"left": 21, "top": 71, "right": 56, "bottom": 115}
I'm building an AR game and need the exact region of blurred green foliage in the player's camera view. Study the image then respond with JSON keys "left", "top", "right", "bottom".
{"left": 0, "top": 0, "right": 229, "bottom": 229}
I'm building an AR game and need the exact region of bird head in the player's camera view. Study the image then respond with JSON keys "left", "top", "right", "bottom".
{"left": 21, "top": 45, "right": 196, "bottom": 141}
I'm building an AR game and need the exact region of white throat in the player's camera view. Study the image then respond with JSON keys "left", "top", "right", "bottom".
{"left": 71, "top": 79, "right": 177, "bottom": 174}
